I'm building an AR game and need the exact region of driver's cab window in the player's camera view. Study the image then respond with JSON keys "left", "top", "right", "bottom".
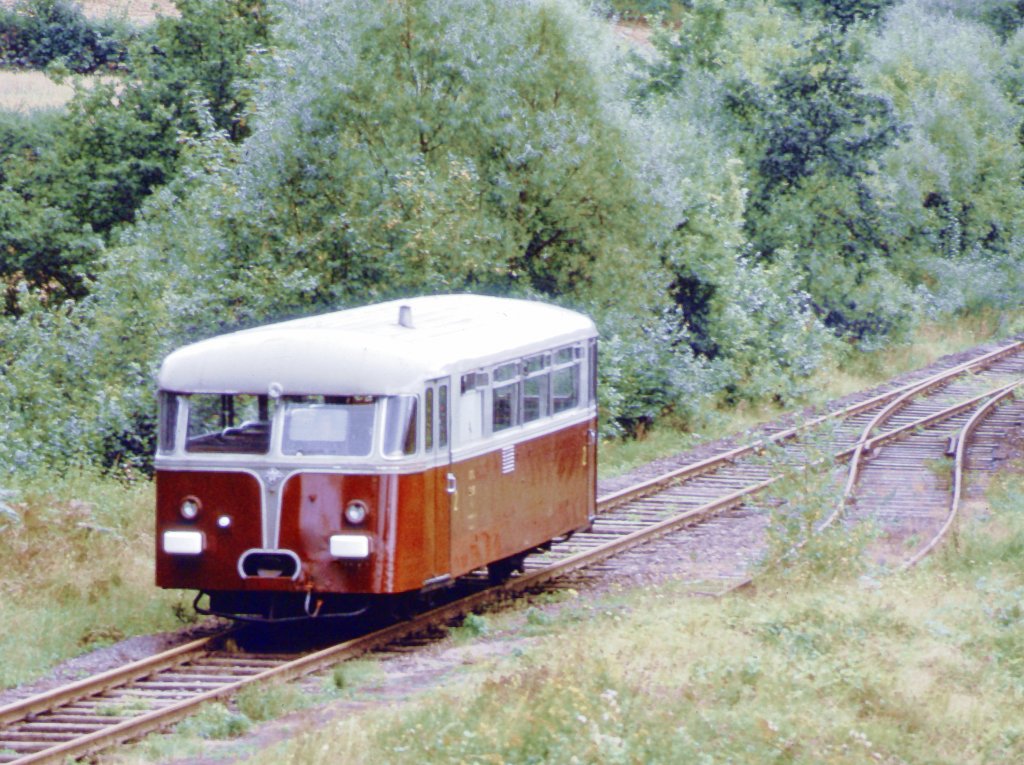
{"left": 185, "top": 394, "right": 274, "bottom": 454}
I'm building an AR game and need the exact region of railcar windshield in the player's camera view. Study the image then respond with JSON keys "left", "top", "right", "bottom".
{"left": 281, "top": 396, "right": 376, "bottom": 457}
{"left": 184, "top": 394, "right": 275, "bottom": 454}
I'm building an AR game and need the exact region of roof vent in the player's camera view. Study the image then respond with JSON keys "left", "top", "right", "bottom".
{"left": 398, "top": 304, "right": 414, "bottom": 329}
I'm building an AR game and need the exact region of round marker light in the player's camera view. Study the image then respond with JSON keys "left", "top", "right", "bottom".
{"left": 344, "top": 500, "right": 368, "bottom": 525}
{"left": 217, "top": 515, "right": 232, "bottom": 529}
{"left": 180, "top": 498, "right": 200, "bottom": 520}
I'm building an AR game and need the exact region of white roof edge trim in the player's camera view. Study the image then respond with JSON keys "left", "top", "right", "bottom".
{"left": 158, "top": 295, "right": 597, "bottom": 395}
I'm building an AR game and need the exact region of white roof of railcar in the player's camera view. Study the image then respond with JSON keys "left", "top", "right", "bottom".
{"left": 158, "top": 294, "right": 597, "bottom": 395}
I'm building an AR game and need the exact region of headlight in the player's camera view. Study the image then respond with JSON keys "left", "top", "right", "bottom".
{"left": 180, "top": 497, "right": 201, "bottom": 520}
{"left": 344, "top": 500, "right": 368, "bottom": 525}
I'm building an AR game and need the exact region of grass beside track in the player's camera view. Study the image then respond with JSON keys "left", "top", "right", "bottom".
{"left": 0, "top": 474, "right": 198, "bottom": 689}
{"left": 223, "top": 472, "right": 1024, "bottom": 765}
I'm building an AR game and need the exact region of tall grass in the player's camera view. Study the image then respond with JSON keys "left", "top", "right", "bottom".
{"left": 243, "top": 471, "right": 1024, "bottom": 765}
{"left": 0, "top": 472, "right": 196, "bottom": 689}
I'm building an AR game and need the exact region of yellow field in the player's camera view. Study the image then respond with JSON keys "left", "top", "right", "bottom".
{"left": 0, "top": 0, "right": 175, "bottom": 111}
{"left": 77, "top": 0, "right": 176, "bottom": 23}
{"left": 0, "top": 70, "right": 75, "bottom": 111}
{"left": 0, "top": 0, "right": 175, "bottom": 22}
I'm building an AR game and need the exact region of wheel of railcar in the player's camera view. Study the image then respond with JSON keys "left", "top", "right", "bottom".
{"left": 487, "top": 552, "right": 527, "bottom": 583}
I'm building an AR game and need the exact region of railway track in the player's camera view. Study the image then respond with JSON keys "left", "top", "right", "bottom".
{"left": 839, "top": 371, "right": 1024, "bottom": 570}
{"left": 2, "top": 339, "right": 1023, "bottom": 764}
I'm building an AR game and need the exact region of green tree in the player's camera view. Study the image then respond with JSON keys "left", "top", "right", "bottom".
{"left": 0, "top": 0, "right": 271, "bottom": 312}
{"left": 778, "top": 0, "right": 896, "bottom": 31}
{"left": 198, "top": 0, "right": 653, "bottom": 313}
{"left": 862, "top": 0, "right": 1024, "bottom": 308}
{"left": 731, "top": 30, "right": 911, "bottom": 342}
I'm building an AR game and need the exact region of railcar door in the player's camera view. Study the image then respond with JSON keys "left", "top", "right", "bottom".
{"left": 423, "top": 378, "right": 452, "bottom": 580}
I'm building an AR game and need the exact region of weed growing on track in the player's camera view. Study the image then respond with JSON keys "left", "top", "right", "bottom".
{"left": 242, "top": 476, "right": 1024, "bottom": 765}
{"left": 0, "top": 472, "right": 197, "bottom": 689}
{"left": 752, "top": 426, "right": 873, "bottom": 586}
{"left": 452, "top": 613, "right": 490, "bottom": 642}
{"left": 236, "top": 680, "right": 308, "bottom": 723}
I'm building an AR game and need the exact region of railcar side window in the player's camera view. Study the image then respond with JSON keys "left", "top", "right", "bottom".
{"left": 425, "top": 389, "right": 434, "bottom": 451}
{"left": 552, "top": 347, "right": 580, "bottom": 413}
{"left": 588, "top": 338, "right": 598, "bottom": 405}
{"left": 493, "top": 383, "right": 518, "bottom": 431}
{"left": 384, "top": 395, "right": 418, "bottom": 456}
{"left": 185, "top": 394, "right": 274, "bottom": 454}
{"left": 485, "top": 346, "right": 587, "bottom": 434}
{"left": 282, "top": 396, "right": 375, "bottom": 457}
{"left": 522, "top": 353, "right": 550, "bottom": 423}
{"left": 492, "top": 361, "right": 521, "bottom": 431}
{"left": 438, "top": 384, "right": 449, "bottom": 448}
{"left": 552, "top": 366, "right": 579, "bottom": 412}
{"left": 158, "top": 392, "right": 179, "bottom": 453}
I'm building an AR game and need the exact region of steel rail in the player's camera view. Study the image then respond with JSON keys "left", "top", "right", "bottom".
{"left": 720, "top": 371, "right": 1024, "bottom": 591}
{"left": 840, "top": 377, "right": 941, "bottom": 503}
{"left": 0, "top": 637, "right": 216, "bottom": 727}
{"left": 834, "top": 377, "right": 1024, "bottom": 527}
{"left": 900, "top": 381, "right": 1022, "bottom": 570}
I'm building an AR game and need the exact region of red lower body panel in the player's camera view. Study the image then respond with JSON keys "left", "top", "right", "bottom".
{"left": 155, "top": 418, "right": 596, "bottom": 606}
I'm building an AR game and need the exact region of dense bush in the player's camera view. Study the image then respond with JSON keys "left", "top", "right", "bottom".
{"left": 862, "top": 2, "right": 1024, "bottom": 274}
{"left": 0, "top": 0, "right": 271, "bottom": 313}
{"left": 0, "top": 0, "right": 129, "bottom": 72}
{"left": 777, "top": 0, "right": 896, "bottom": 29}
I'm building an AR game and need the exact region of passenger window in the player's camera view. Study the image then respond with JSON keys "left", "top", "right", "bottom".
{"left": 461, "top": 371, "right": 488, "bottom": 392}
{"left": 494, "top": 362, "right": 518, "bottom": 383}
{"left": 425, "top": 388, "right": 434, "bottom": 451}
{"left": 158, "top": 392, "right": 179, "bottom": 453}
{"left": 524, "top": 354, "right": 548, "bottom": 374}
{"left": 523, "top": 370, "right": 549, "bottom": 423}
{"left": 493, "top": 383, "right": 518, "bottom": 431}
{"left": 552, "top": 366, "right": 579, "bottom": 413}
{"left": 588, "top": 339, "right": 598, "bottom": 405}
{"left": 438, "top": 385, "right": 449, "bottom": 448}
{"left": 554, "top": 347, "right": 575, "bottom": 364}
{"left": 384, "top": 395, "right": 418, "bottom": 456}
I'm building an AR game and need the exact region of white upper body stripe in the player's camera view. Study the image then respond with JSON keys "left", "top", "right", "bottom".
{"left": 158, "top": 294, "right": 596, "bottom": 395}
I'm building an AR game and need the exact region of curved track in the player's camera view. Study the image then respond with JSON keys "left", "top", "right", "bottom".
{"left": 2, "top": 339, "right": 1023, "bottom": 764}
{"left": 841, "top": 377, "right": 1022, "bottom": 570}
{"left": 838, "top": 351, "right": 1024, "bottom": 568}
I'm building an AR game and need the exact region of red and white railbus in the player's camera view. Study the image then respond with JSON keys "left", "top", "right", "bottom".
{"left": 155, "top": 294, "right": 598, "bottom": 620}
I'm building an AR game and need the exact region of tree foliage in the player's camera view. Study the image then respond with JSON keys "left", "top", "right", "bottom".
{"left": 777, "top": 0, "right": 896, "bottom": 30}
{"left": 0, "top": 0, "right": 271, "bottom": 312}
{"left": 211, "top": 0, "right": 651, "bottom": 310}
{"left": 723, "top": 28, "right": 912, "bottom": 341}
{"left": 0, "top": 0, "right": 129, "bottom": 72}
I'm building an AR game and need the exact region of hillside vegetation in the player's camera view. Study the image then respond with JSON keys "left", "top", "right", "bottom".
{"left": 2, "top": 0, "right": 1024, "bottom": 470}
